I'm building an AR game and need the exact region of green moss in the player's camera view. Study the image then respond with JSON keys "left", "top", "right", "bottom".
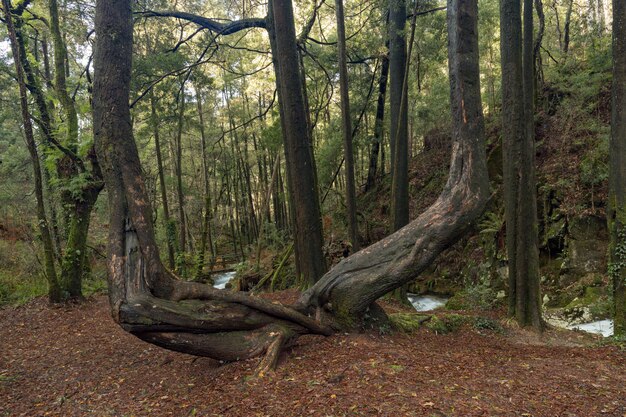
{"left": 426, "top": 314, "right": 466, "bottom": 334}
{"left": 564, "top": 286, "right": 604, "bottom": 309}
{"left": 445, "top": 284, "right": 498, "bottom": 311}
{"left": 389, "top": 313, "right": 431, "bottom": 333}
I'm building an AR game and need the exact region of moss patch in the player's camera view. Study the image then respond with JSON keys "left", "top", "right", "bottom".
{"left": 389, "top": 313, "right": 431, "bottom": 333}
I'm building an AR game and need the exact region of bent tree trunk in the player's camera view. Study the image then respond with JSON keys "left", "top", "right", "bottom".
{"left": 297, "top": 0, "right": 488, "bottom": 326}
{"left": 94, "top": 0, "right": 487, "bottom": 371}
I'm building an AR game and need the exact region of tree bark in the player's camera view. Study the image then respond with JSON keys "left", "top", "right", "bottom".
{"left": 297, "top": 0, "right": 489, "bottom": 329}
{"left": 334, "top": 0, "right": 360, "bottom": 251}
{"left": 2, "top": 0, "right": 61, "bottom": 302}
{"left": 389, "top": 0, "right": 409, "bottom": 231}
{"left": 267, "top": 0, "right": 327, "bottom": 285}
{"left": 517, "top": 0, "right": 543, "bottom": 330}
{"left": 501, "top": 0, "right": 523, "bottom": 317}
{"left": 563, "top": 0, "right": 573, "bottom": 54}
{"left": 94, "top": 0, "right": 488, "bottom": 368}
{"left": 534, "top": 0, "right": 546, "bottom": 93}
{"left": 175, "top": 80, "right": 187, "bottom": 264}
{"left": 609, "top": 0, "right": 626, "bottom": 337}
{"left": 194, "top": 88, "right": 215, "bottom": 279}
{"left": 150, "top": 91, "right": 177, "bottom": 270}
{"left": 365, "top": 51, "right": 390, "bottom": 193}
{"left": 500, "top": 0, "right": 543, "bottom": 330}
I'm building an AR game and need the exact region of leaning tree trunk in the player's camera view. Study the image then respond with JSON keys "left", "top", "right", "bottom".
{"left": 609, "top": 0, "right": 626, "bottom": 337}
{"left": 94, "top": 0, "right": 487, "bottom": 371}
{"left": 296, "top": 0, "right": 489, "bottom": 329}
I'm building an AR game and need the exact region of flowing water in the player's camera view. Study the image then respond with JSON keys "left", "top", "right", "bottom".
{"left": 407, "top": 294, "right": 449, "bottom": 312}
{"left": 567, "top": 319, "right": 614, "bottom": 337}
{"left": 212, "top": 271, "right": 237, "bottom": 289}
{"left": 210, "top": 278, "right": 617, "bottom": 338}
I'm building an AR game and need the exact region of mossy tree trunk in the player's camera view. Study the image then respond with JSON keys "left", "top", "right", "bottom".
{"left": 2, "top": 0, "right": 61, "bottom": 302}
{"left": 6, "top": 0, "right": 103, "bottom": 301}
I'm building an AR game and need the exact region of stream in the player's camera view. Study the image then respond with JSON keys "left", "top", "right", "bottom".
{"left": 408, "top": 294, "right": 449, "bottom": 312}
{"left": 211, "top": 274, "right": 450, "bottom": 314}
{"left": 567, "top": 319, "right": 614, "bottom": 337}
{"left": 209, "top": 275, "right": 615, "bottom": 337}
{"left": 212, "top": 271, "right": 237, "bottom": 289}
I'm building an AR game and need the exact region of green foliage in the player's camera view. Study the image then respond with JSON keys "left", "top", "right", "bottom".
{"left": 472, "top": 316, "right": 504, "bottom": 333}
{"left": 580, "top": 136, "right": 609, "bottom": 189}
{"left": 446, "top": 271, "right": 499, "bottom": 311}
{"left": 608, "top": 229, "right": 626, "bottom": 285}
{"left": 425, "top": 314, "right": 465, "bottom": 334}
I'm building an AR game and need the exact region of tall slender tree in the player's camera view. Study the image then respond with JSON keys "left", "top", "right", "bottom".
{"left": 267, "top": 0, "right": 327, "bottom": 285}
{"left": 2, "top": 0, "right": 61, "bottom": 301}
{"left": 609, "top": 0, "right": 626, "bottom": 337}
{"left": 334, "top": 0, "right": 360, "bottom": 251}
{"left": 389, "top": 0, "right": 409, "bottom": 231}
{"left": 500, "top": 0, "right": 543, "bottom": 330}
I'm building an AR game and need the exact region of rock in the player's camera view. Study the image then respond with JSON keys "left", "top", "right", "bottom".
{"left": 497, "top": 290, "right": 506, "bottom": 300}
{"left": 560, "top": 215, "right": 608, "bottom": 286}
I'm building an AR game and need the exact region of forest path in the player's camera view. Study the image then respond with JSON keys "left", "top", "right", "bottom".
{"left": 1, "top": 295, "right": 624, "bottom": 416}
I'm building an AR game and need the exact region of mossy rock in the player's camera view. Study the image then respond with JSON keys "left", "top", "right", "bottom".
{"left": 445, "top": 285, "right": 499, "bottom": 311}
{"left": 426, "top": 314, "right": 467, "bottom": 334}
{"left": 389, "top": 313, "right": 431, "bottom": 333}
{"left": 445, "top": 293, "right": 470, "bottom": 310}
{"left": 565, "top": 286, "right": 604, "bottom": 309}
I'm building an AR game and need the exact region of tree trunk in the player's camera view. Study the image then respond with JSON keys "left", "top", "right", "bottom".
{"left": 534, "top": 0, "right": 546, "bottom": 93}
{"left": 297, "top": 0, "right": 489, "bottom": 329}
{"left": 501, "top": 0, "right": 524, "bottom": 317}
{"left": 267, "top": 0, "right": 327, "bottom": 285}
{"left": 150, "top": 92, "right": 177, "bottom": 270}
{"left": 501, "top": 0, "right": 543, "bottom": 330}
{"left": 389, "top": 0, "right": 409, "bottom": 231}
{"left": 365, "top": 52, "right": 390, "bottom": 193}
{"left": 59, "top": 184, "right": 101, "bottom": 299}
{"left": 609, "top": 0, "right": 626, "bottom": 337}
{"left": 194, "top": 88, "right": 215, "bottom": 279}
{"left": 517, "top": 0, "right": 543, "bottom": 330}
{"left": 563, "top": 0, "right": 573, "bottom": 54}
{"left": 334, "top": 0, "right": 360, "bottom": 251}
{"left": 94, "top": 0, "right": 487, "bottom": 369}
{"left": 175, "top": 80, "right": 187, "bottom": 265}
{"left": 48, "top": 0, "right": 78, "bottom": 149}
{"left": 2, "top": 0, "right": 61, "bottom": 302}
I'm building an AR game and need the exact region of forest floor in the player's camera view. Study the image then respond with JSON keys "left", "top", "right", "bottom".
{"left": 1, "top": 293, "right": 625, "bottom": 417}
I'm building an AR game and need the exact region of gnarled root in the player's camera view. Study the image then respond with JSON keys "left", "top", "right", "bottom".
{"left": 133, "top": 322, "right": 298, "bottom": 375}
